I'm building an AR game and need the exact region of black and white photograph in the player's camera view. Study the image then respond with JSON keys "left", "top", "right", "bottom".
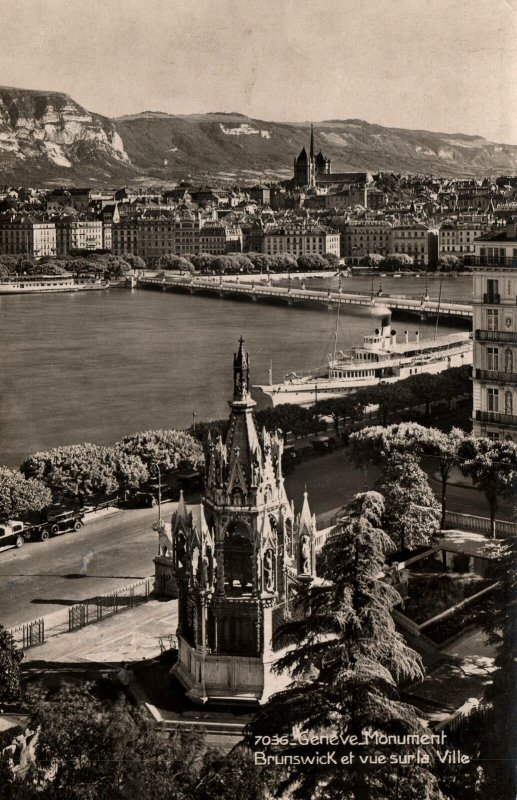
{"left": 0, "top": 1, "right": 515, "bottom": 798}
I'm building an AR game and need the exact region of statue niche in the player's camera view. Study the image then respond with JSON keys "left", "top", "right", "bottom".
{"left": 224, "top": 520, "right": 253, "bottom": 592}
{"left": 263, "top": 548, "right": 275, "bottom": 593}
{"left": 300, "top": 534, "right": 311, "bottom": 575}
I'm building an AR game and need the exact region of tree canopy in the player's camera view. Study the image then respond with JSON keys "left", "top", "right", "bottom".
{"left": 458, "top": 437, "right": 517, "bottom": 537}
{"left": 376, "top": 452, "right": 440, "bottom": 552}
{"left": 0, "top": 467, "right": 52, "bottom": 523}
{"left": 0, "top": 625, "right": 23, "bottom": 706}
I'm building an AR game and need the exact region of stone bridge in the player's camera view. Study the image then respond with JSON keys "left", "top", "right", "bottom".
{"left": 137, "top": 275, "right": 472, "bottom": 322}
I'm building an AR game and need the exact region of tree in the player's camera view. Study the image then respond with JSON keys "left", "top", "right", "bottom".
{"left": 0, "top": 468, "right": 52, "bottom": 523}
{"left": 245, "top": 252, "right": 274, "bottom": 273}
{"left": 458, "top": 437, "right": 517, "bottom": 538}
{"left": 193, "top": 746, "right": 268, "bottom": 800}
{"left": 268, "top": 254, "right": 297, "bottom": 272}
{"left": 405, "top": 372, "right": 443, "bottom": 418}
{"left": 157, "top": 254, "right": 193, "bottom": 271}
{"left": 322, "top": 252, "right": 340, "bottom": 269}
{"left": 25, "top": 684, "right": 207, "bottom": 799}
{"left": 296, "top": 253, "right": 329, "bottom": 271}
{"left": 384, "top": 253, "right": 414, "bottom": 271}
{"left": 189, "top": 253, "right": 217, "bottom": 272}
{"left": 420, "top": 427, "right": 465, "bottom": 529}
{"left": 115, "top": 429, "right": 204, "bottom": 473}
{"left": 361, "top": 252, "right": 385, "bottom": 268}
{"left": 111, "top": 449, "right": 149, "bottom": 492}
{"left": 121, "top": 253, "right": 146, "bottom": 271}
{"left": 0, "top": 625, "right": 23, "bottom": 706}
{"left": 350, "top": 424, "right": 466, "bottom": 530}
{"left": 245, "top": 492, "right": 443, "bottom": 799}
{"left": 255, "top": 404, "right": 320, "bottom": 440}
{"left": 473, "top": 535, "right": 516, "bottom": 798}
{"left": 366, "top": 382, "right": 414, "bottom": 425}
{"left": 20, "top": 444, "right": 119, "bottom": 505}
{"left": 376, "top": 452, "right": 440, "bottom": 552}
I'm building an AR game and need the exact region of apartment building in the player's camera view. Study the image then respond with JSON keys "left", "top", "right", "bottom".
{"left": 55, "top": 219, "right": 104, "bottom": 256}
{"left": 343, "top": 220, "right": 392, "bottom": 262}
{"left": 0, "top": 218, "right": 57, "bottom": 258}
{"left": 439, "top": 221, "right": 487, "bottom": 261}
{"left": 472, "top": 221, "right": 517, "bottom": 441}
{"left": 262, "top": 222, "right": 340, "bottom": 257}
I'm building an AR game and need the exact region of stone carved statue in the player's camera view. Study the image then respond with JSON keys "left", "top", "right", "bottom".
{"left": 264, "top": 549, "right": 275, "bottom": 592}
{"left": 300, "top": 534, "right": 311, "bottom": 575}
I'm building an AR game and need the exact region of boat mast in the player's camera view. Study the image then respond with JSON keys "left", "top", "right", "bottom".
{"left": 333, "top": 295, "right": 340, "bottom": 362}
{"left": 434, "top": 278, "right": 443, "bottom": 339}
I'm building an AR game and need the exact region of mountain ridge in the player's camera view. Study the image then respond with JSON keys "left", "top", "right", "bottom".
{"left": 0, "top": 86, "right": 516, "bottom": 184}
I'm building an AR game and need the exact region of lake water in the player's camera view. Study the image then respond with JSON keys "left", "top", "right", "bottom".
{"left": 0, "top": 274, "right": 472, "bottom": 468}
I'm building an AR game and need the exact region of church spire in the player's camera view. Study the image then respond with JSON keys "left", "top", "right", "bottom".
{"left": 233, "top": 336, "right": 250, "bottom": 402}
{"left": 310, "top": 123, "right": 314, "bottom": 161}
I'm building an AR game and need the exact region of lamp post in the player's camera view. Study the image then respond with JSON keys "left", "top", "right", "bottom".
{"left": 152, "top": 462, "right": 162, "bottom": 523}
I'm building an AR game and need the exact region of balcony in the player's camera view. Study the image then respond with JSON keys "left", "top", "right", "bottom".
{"left": 475, "top": 369, "right": 517, "bottom": 385}
{"left": 482, "top": 293, "right": 500, "bottom": 304}
{"left": 476, "top": 410, "right": 517, "bottom": 427}
{"left": 472, "top": 256, "right": 516, "bottom": 268}
{"left": 475, "top": 329, "right": 517, "bottom": 343}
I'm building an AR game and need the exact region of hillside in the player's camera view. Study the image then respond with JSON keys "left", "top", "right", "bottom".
{"left": 0, "top": 86, "right": 516, "bottom": 184}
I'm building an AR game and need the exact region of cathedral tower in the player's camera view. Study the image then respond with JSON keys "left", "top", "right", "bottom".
{"left": 154, "top": 339, "right": 318, "bottom": 704}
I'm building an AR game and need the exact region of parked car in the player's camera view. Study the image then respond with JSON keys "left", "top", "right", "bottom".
{"left": 0, "top": 521, "right": 29, "bottom": 551}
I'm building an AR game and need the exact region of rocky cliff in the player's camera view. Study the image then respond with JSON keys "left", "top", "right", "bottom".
{"left": 0, "top": 87, "right": 131, "bottom": 183}
{"left": 0, "top": 86, "right": 516, "bottom": 184}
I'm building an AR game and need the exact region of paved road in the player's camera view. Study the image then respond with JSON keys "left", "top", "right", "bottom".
{"left": 0, "top": 454, "right": 510, "bottom": 629}
{"left": 0, "top": 504, "right": 172, "bottom": 628}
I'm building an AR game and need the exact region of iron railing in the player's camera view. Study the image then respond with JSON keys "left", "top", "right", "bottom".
{"left": 475, "top": 369, "right": 517, "bottom": 384}
{"left": 475, "top": 410, "right": 517, "bottom": 426}
{"left": 475, "top": 330, "right": 517, "bottom": 343}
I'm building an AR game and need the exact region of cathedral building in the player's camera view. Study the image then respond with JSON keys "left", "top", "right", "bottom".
{"left": 293, "top": 124, "right": 331, "bottom": 187}
{"left": 154, "top": 339, "right": 320, "bottom": 704}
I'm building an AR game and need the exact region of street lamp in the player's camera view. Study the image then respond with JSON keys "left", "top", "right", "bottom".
{"left": 152, "top": 462, "right": 162, "bottom": 523}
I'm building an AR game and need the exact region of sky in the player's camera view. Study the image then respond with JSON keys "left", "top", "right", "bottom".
{"left": 2, "top": 0, "right": 516, "bottom": 143}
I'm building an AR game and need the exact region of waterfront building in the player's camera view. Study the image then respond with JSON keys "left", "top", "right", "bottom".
{"left": 439, "top": 221, "right": 488, "bottom": 262}
{"left": 343, "top": 220, "right": 392, "bottom": 263}
{"left": 472, "top": 221, "right": 517, "bottom": 441}
{"left": 199, "top": 220, "right": 243, "bottom": 254}
{"left": 262, "top": 220, "right": 340, "bottom": 258}
{"left": 55, "top": 219, "right": 104, "bottom": 256}
{"left": 390, "top": 222, "right": 432, "bottom": 266}
{"left": 154, "top": 340, "right": 320, "bottom": 704}
{"left": 0, "top": 217, "right": 56, "bottom": 258}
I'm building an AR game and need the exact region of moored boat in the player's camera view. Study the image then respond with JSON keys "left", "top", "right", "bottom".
{"left": 254, "top": 311, "right": 472, "bottom": 407}
{"left": 0, "top": 275, "right": 110, "bottom": 294}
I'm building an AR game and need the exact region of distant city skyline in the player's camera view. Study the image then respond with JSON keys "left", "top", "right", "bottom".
{"left": 1, "top": 0, "right": 516, "bottom": 144}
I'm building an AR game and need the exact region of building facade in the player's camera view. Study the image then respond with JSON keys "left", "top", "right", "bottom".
{"left": 262, "top": 222, "right": 340, "bottom": 258}
{"left": 0, "top": 218, "right": 57, "bottom": 258}
{"left": 154, "top": 340, "right": 320, "bottom": 704}
{"left": 472, "top": 222, "right": 517, "bottom": 441}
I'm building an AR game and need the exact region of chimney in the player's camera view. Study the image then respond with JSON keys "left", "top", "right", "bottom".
{"left": 415, "top": 331, "right": 420, "bottom": 345}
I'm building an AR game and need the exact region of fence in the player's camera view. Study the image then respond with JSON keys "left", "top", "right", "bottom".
{"left": 68, "top": 578, "right": 152, "bottom": 633}
{"left": 8, "top": 577, "right": 153, "bottom": 649}
{"left": 443, "top": 511, "right": 517, "bottom": 537}
{"left": 8, "top": 619, "right": 45, "bottom": 650}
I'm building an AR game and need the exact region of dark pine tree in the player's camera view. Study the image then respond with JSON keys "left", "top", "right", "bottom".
{"left": 245, "top": 491, "right": 444, "bottom": 799}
